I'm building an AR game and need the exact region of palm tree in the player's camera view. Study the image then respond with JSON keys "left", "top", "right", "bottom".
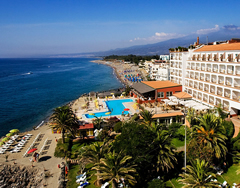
{"left": 79, "top": 141, "right": 111, "bottom": 186}
{"left": 179, "top": 159, "right": 220, "bottom": 187}
{"left": 155, "top": 130, "right": 177, "bottom": 173}
{"left": 191, "top": 113, "right": 227, "bottom": 159}
{"left": 93, "top": 151, "right": 137, "bottom": 188}
{"left": 50, "top": 105, "right": 79, "bottom": 143}
{"left": 93, "top": 116, "right": 103, "bottom": 130}
{"left": 186, "top": 108, "right": 197, "bottom": 127}
{"left": 139, "top": 109, "right": 154, "bottom": 126}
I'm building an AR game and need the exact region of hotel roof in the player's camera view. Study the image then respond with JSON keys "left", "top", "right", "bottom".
{"left": 140, "top": 112, "right": 183, "bottom": 119}
{"left": 132, "top": 82, "right": 155, "bottom": 94}
{"left": 173, "top": 92, "right": 192, "bottom": 99}
{"left": 141, "top": 81, "right": 181, "bottom": 89}
{"left": 194, "top": 43, "right": 240, "bottom": 52}
{"left": 79, "top": 123, "right": 94, "bottom": 130}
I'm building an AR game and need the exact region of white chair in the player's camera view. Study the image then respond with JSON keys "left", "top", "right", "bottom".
{"left": 101, "top": 182, "right": 109, "bottom": 188}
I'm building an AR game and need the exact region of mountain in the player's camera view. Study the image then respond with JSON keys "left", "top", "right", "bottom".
{"left": 51, "top": 25, "right": 240, "bottom": 57}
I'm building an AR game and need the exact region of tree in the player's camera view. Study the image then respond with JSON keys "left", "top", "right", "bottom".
{"left": 93, "top": 116, "right": 103, "bottom": 130}
{"left": 179, "top": 159, "right": 220, "bottom": 187}
{"left": 186, "top": 108, "right": 198, "bottom": 127}
{"left": 93, "top": 151, "right": 137, "bottom": 188}
{"left": 113, "top": 122, "right": 157, "bottom": 186}
{"left": 79, "top": 141, "right": 111, "bottom": 186}
{"left": 140, "top": 109, "right": 154, "bottom": 126}
{"left": 50, "top": 105, "right": 79, "bottom": 143}
{"left": 191, "top": 113, "right": 227, "bottom": 160}
{"left": 155, "top": 130, "right": 177, "bottom": 173}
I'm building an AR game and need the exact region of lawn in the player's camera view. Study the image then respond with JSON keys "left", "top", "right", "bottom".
{"left": 67, "top": 164, "right": 99, "bottom": 188}
{"left": 217, "top": 164, "right": 240, "bottom": 186}
{"left": 171, "top": 138, "right": 185, "bottom": 148}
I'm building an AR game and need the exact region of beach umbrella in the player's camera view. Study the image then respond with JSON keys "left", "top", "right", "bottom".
{"left": 27, "top": 148, "right": 37, "bottom": 154}
{"left": 2, "top": 137, "right": 10, "bottom": 142}
{"left": 10, "top": 129, "right": 19, "bottom": 133}
{"left": 89, "top": 113, "right": 95, "bottom": 116}
{"left": 124, "top": 108, "right": 130, "bottom": 111}
{"left": 0, "top": 142, "right": 4, "bottom": 146}
{"left": 6, "top": 132, "right": 14, "bottom": 137}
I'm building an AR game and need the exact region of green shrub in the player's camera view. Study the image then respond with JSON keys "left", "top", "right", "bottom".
{"left": 114, "top": 121, "right": 123, "bottom": 133}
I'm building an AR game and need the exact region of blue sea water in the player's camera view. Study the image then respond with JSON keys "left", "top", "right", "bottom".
{"left": 0, "top": 58, "right": 123, "bottom": 137}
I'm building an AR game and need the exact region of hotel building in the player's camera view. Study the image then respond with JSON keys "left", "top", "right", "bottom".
{"left": 170, "top": 39, "right": 240, "bottom": 116}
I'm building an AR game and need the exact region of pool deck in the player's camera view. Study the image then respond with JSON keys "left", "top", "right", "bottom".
{"left": 74, "top": 97, "right": 137, "bottom": 123}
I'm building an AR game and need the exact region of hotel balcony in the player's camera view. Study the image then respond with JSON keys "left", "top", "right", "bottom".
{"left": 207, "top": 68, "right": 212, "bottom": 72}
{"left": 179, "top": 73, "right": 182, "bottom": 76}
{"left": 232, "top": 91, "right": 240, "bottom": 102}
{"left": 220, "top": 69, "right": 225, "bottom": 74}
{"left": 209, "top": 96, "right": 214, "bottom": 105}
{"left": 200, "top": 76, "right": 204, "bottom": 81}
{"left": 224, "top": 90, "right": 231, "bottom": 98}
{"left": 213, "top": 68, "right": 218, "bottom": 73}
{"left": 227, "top": 70, "right": 233, "bottom": 75}
{"left": 196, "top": 66, "right": 201, "bottom": 70}
{"left": 201, "top": 67, "right": 206, "bottom": 71}
{"left": 226, "top": 80, "right": 232, "bottom": 86}
{"left": 211, "top": 78, "right": 217, "bottom": 83}
{"left": 205, "top": 77, "right": 210, "bottom": 82}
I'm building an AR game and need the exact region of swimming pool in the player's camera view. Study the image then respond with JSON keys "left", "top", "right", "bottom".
{"left": 84, "top": 99, "right": 134, "bottom": 118}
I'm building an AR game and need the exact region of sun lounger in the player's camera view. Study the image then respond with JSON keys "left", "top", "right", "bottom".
{"left": 0, "top": 150, "right": 5, "bottom": 154}
{"left": 101, "top": 182, "right": 109, "bottom": 188}
{"left": 76, "top": 172, "right": 86, "bottom": 179}
{"left": 78, "top": 182, "right": 89, "bottom": 188}
{"left": 10, "top": 148, "right": 20, "bottom": 153}
{"left": 76, "top": 175, "right": 86, "bottom": 183}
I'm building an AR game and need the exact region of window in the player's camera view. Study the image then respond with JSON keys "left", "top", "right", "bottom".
{"left": 166, "top": 91, "right": 173, "bottom": 97}
{"left": 158, "top": 92, "right": 164, "bottom": 98}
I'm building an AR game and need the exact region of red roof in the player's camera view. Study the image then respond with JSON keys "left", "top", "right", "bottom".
{"left": 79, "top": 123, "right": 94, "bottom": 130}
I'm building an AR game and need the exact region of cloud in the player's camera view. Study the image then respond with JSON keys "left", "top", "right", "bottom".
{"left": 196, "top": 25, "right": 220, "bottom": 34}
{"left": 223, "top": 24, "right": 240, "bottom": 30}
{"left": 129, "top": 32, "right": 185, "bottom": 43}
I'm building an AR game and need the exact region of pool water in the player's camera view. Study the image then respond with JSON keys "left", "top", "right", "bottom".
{"left": 85, "top": 99, "right": 134, "bottom": 118}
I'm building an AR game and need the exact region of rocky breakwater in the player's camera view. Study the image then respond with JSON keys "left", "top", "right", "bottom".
{"left": 0, "top": 165, "right": 44, "bottom": 188}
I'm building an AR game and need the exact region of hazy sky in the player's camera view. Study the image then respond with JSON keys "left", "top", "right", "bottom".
{"left": 1, "top": 0, "right": 240, "bottom": 57}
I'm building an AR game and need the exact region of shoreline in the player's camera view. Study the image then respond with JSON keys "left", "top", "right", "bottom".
{"left": 90, "top": 60, "right": 127, "bottom": 87}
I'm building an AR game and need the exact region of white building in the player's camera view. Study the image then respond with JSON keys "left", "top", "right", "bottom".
{"left": 170, "top": 41, "right": 240, "bottom": 116}
{"left": 144, "top": 61, "right": 170, "bottom": 81}
{"left": 160, "top": 55, "right": 170, "bottom": 61}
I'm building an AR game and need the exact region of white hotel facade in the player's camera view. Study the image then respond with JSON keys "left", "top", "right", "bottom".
{"left": 170, "top": 42, "right": 240, "bottom": 116}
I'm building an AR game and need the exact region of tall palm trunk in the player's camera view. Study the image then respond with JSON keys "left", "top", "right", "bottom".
{"left": 62, "top": 128, "right": 65, "bottom": 143}
{"left": 112, "top": 179, "right": 117, "bottom": 188}
{"left": 96, "top": 170, "right": 102, "bottom": 186}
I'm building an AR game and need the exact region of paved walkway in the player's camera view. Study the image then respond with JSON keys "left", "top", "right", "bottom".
{"left": 231, "top": 116, "right": 240, "bottom": 138}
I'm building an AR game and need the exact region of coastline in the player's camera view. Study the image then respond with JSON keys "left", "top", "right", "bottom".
{"left": 90, "top": 59, "right": 147, "bottom": 87}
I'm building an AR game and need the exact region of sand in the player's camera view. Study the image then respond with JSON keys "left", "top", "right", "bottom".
{"left": 91, "top": 60, "right": 148, "bottom": 86}
{"left": 0, "top": 123, "right": 64, "bottom": 187}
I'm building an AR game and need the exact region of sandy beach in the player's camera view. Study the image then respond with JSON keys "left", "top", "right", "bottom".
{"left": 0, "top": 122, "right": 64, "bottom": 187}
{"left": 91, "top": 60, "right": 148, "bottom": 86}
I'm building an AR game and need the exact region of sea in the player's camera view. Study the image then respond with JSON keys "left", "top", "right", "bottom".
{"left": 0, "top": 58, "right": 123, "bottom": 137}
